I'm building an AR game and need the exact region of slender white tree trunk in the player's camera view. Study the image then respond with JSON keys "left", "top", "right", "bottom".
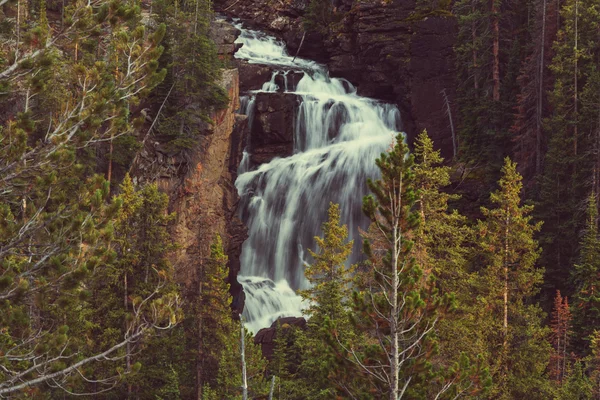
{"left": 241, "top": 315, "right": 248, "bottom": 400}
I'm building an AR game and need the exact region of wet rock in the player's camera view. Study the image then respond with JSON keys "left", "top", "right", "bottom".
{"left": 236, "top": 60, "right": 273, "bottom": 93}
{"left": 250, "top": 92, "right": 299, "bottom": 164}
{"left": 254, "top": 317, "right": 307, "bottom": 359}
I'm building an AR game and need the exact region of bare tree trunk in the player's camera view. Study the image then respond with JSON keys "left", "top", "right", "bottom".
{"left": 197, "top": 267, "right": 203, "bottom": 400}
{"left": 124, "top": 274, "right": 132, "bottom": 397}
{"left": 107, "top": 136, "right": 113, "bottom": 189}
{"left": 16, "top": 0, "right": 21, "bottom": 60}
{"left": 194, "top": 0, "right": 199, "bottom": 36}
{"left": 292, "top": 31, "right": 306, "bottom": 63}
{"left": 390, "top": 176, "right": 402, "bottom": 400}
{"left": 472, "top": 2, "right": 479, "bottom": 90}
{"left": 442, "top": 89, "right": 457, "bottom": 159}
{"left": 574, "top": 0, "right": 579, "bottom": 158}
{"left": 268, "top": 375, "right": 276, "bottom": 400}
{"left": 502, "top": 212, "right": 510, "bottom": 388}
{"left": 241, "top": 315, "right": 248, "bottom": 400}
{"left": 492, "top": 0, "right": 501, "bottom": 102}
{"left": 536, "top": 0, "right": 547, "bottom": 175}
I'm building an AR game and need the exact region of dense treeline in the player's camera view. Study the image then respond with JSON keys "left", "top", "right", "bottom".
{"left": 3, "top": 0, "right": 600, "bottom": 398}
{"left": 0, "top": 0, "right": 248, "bottom": 397}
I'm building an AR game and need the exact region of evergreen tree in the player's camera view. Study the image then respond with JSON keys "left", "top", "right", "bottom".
{"left": 538, "top": 0, "right": 600, "bottom": 300}
{"left": 151, "top": 0, "right": 228, "bottom": 152}
{"left": 453, "top": 0, "right": 530, "bottom": 177}
{"left": 511, "top": 0, "right": 559, "bottom": 179}
{"left": 192, "top": 234, "right": 265, "bottom": 399}
{"left": 557, "top": 362, "right": 594, "bottom": 400}
{"left": 82, "top": 175, "right": 182, "bottom": 398}
{"left": 296, "top": 202, "right": 366, "bottom": 398}
{"left": 413, "top": 131, "right": 492, "bottom": 398}
{"left": 550, "top": 290, "right": 572, "bottom": 384}
{"left": 215, "top": 321, "right": 268, "bottom": 399}
{"left": 572, "top": 194, "right": 600, "bottom": 353}
{"left": 350, "top": 134, "right": 450, "bottom": 399}
{"left": 474, "top": 157, "right": 551, "bottom": 398}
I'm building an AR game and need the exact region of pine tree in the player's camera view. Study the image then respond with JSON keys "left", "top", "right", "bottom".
{"left": 151, "top": 0, "right": 227, "bottom": 152}
{"left": 79, "top": 175, "right": 182, "bottom": 398}
{"left": 550, "top": 290, "right": 572, "bottom": 384}
{"left": 511, "top": 0, "right": 559, "bottom": 179}
{"left": 474, "top": 157, "right": 551, "bottom": 398}
{"left": 557, "top": 362, "right": 594, "bottom": 400}
{"left": 193, "top": 234, "right": 251, "bottom": 398}
{"left": 572, "top": 194, "right": 600, "bottom": 353}
{"left": 215, "top": 322, "right": 268, "bottom": 399}
{"left": 413, "top": 131, "right": 493, "bottom": 398}
{"left": 538, "top": 0, "right": 600, "bottom": 301}
{"left": 588, "top": 331, "right": 600, "bottom": 399}
{"left": 350, "top": 134, "right": 450, "bottom": 399}
{"left": 453, "top": 0, "right": 530, "bottom": 176}
{"left": 296, "top": 202, "right": 364, "bottom": 398}
{"left": 413, "top": 130, "right": 470, "bottom": 291}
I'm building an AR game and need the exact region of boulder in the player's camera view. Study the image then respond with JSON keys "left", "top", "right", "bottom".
{"left": 236, "top": 60, "right": 273, "bottom": 93}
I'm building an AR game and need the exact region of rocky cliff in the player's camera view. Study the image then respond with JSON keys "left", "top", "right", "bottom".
{"left": 130, "top": 20, "right": 247, "bottom": 313}
{"left": 219, "top": 0, "right": 458, "bottom": 157}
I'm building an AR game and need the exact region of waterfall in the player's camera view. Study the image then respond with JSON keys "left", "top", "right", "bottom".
{"left": 234, "top": 24, "right": 401, "bottom": 334}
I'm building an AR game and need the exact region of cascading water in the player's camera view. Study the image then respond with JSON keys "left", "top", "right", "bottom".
{"left": 234, "top": 24, "right": 401, "bottom": 334}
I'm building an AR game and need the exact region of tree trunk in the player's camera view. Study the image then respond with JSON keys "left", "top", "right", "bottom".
{"left": 241, "top": 316, "right": 248, "bottom": 400}
{"left": 197, "top": 266, "right": 204, "bottom": 400}
{"left": 536, "top": 0, "right": 547, "bottom": 175}
{"left": 502, "top": 212, "right": 509, "bottom": 388}
{"left": 390, "top": 176, "right": 402, "bottom": 400}
{"left": 107, "top": 136, "right": 113, "bottom": 190}
{"left": 574, "top": 0, "right": 579, "bottom": 157}
{"left": 492, "top": 0, "right": 501, "bottom": 102}
{"left": 268, "top": 375, "right": 276, "bottom": 400}
{"left": 472, "top": 3, "right": 479, "bottom": 90}
{"left": 124, "top": 274, "right": 132, "bottom": 397}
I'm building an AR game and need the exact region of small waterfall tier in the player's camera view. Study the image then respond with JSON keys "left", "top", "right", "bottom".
{"left": 233, "top": 24, "right": 401, "bottom": 334}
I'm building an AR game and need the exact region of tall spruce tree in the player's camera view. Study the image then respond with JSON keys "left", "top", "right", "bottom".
{"left": 474, "top": 158, "right": 551, "bottom": 399}
{"left": 297, "top": 202, "right": 363, "bottom": 398}
{"left": 538, "top": 0, "right": 600, "bottom": 301}
{"left": 571, "top": 194, "right": 600, "bottom": 353}
{"left": 350, "top": 134, "right": 450, "bottom": 399}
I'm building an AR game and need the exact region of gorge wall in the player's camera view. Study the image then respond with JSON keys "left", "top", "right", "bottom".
{"left": 218, "top": 0, "right": 458, "bottom": 157}
{"left": 131, "top": 20, "right": 247, "bottom": 313}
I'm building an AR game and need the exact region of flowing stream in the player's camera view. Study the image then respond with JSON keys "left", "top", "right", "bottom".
{"left": 233, "top": 24, "right": 401, "bottom": 334}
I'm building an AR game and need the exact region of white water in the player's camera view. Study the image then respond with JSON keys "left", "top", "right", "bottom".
{"left": 234, "top": 25, "right": 401, "bottom": 334}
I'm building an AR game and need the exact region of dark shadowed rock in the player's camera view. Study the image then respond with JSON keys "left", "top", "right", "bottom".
{"left": 236, "top": 60, "right": 273, "bottom": 93}
{"left": 250, "top": 92, "right": 299, "bottom": 164}
{"left": 254, "top": 317, "right": 307, "bottom": 360}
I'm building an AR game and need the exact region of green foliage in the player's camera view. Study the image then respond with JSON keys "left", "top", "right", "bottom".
{"left": 571, "top": 195, "right": 600, "bottom": 353}
{"left": 152, "top": 0, "right": 228, "bottom": 148}
{"left": 474, "top": 158, "right": 551, "bottom": 399}
{"left": 304, "top": 0, "right": 336, "bottom": 33}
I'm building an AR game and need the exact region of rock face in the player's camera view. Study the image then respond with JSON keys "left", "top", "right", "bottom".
{"left": 219, "top": 0, "right": 458, "bottom": 158}
{"left": 254, "top": 317, "right": 307, "bottom": 360}
{"left": 250, "top": 92, "right": 299, "bottom": 165}
{"left": 130, "top": 22, "right": 248, "bottom": 314}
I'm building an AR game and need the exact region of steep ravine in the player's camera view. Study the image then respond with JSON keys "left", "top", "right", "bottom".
{"left": 130, "top": 20, "right": 248, "bottom": 314}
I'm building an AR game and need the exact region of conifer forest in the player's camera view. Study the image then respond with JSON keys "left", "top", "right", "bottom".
{"left": 4, "top": 0, "right": 600, "bottom": 398}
